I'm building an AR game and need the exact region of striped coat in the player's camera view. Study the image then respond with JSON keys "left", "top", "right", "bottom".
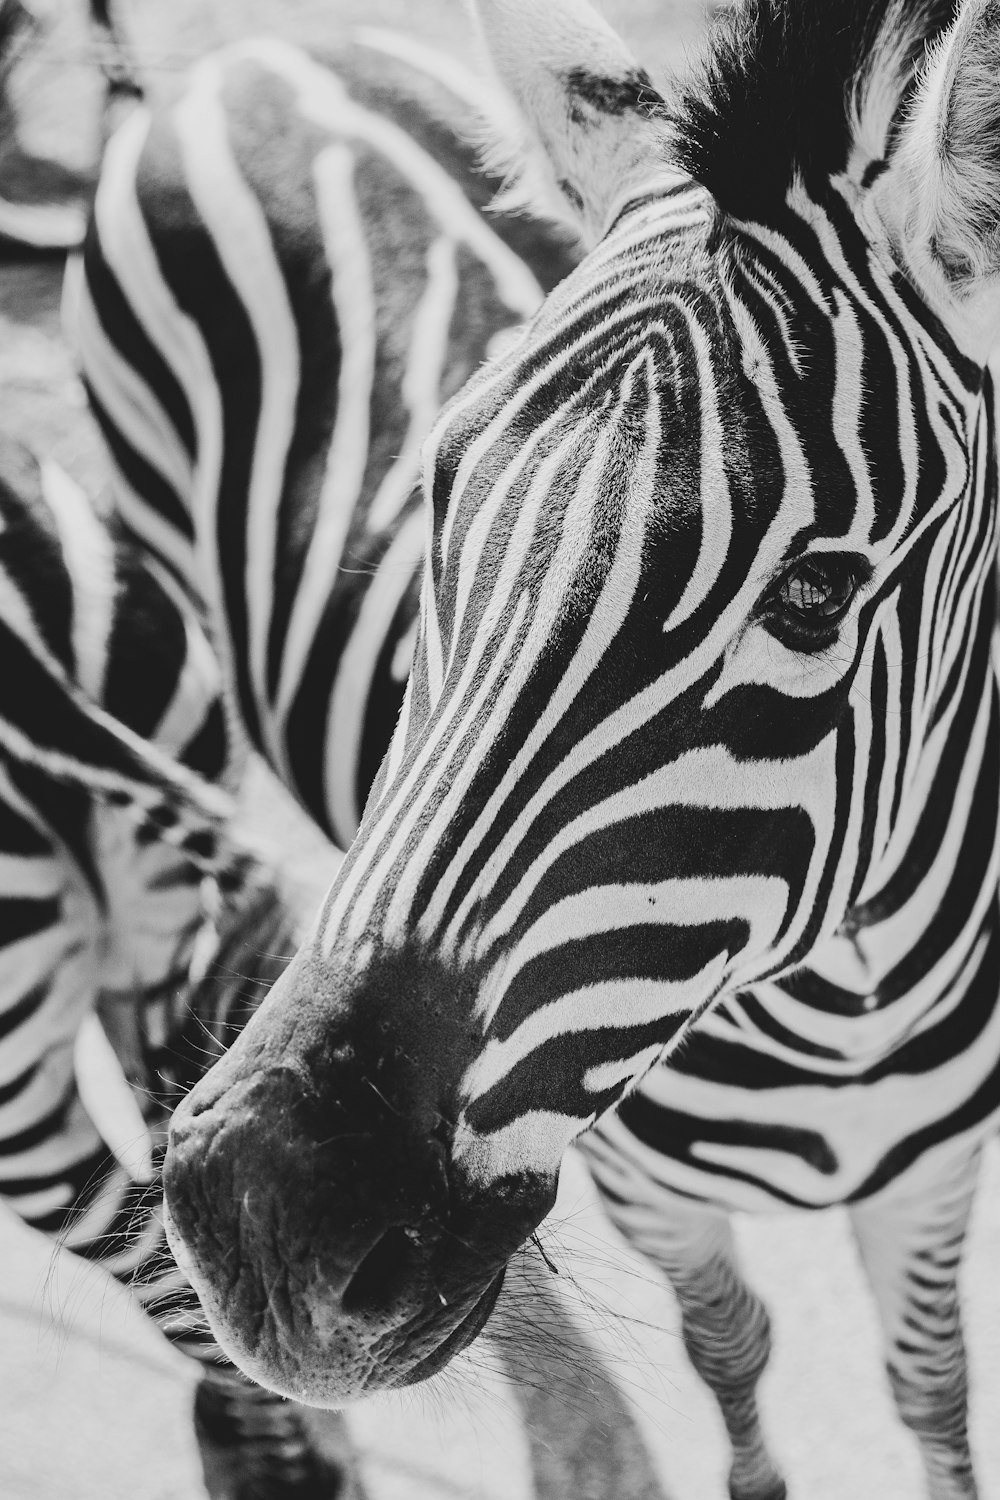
{"left": 72, "top": 29, "right": 578, "bottom": 848}
{"left": 0, "top": 439, "right": 289, "bottom": 1253}
{"left": 0, "top": 434, "right": 345, "bottom": 1494}
{"left": 41, "top": 28, "right": 581, "bottom": 1496}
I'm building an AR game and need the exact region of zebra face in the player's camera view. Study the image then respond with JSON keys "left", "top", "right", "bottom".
{"left": 165, "top": 0, "right": 1000, "bottom": 1405}
{"left": 360, "top": 180, "right": 988, "bottom": 1155}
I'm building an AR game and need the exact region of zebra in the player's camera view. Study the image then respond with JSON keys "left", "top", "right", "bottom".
{"left": 0, "top": 440, "right": 360, "bottom": 1496}
{"left": 150, "top": 1, "right": 1000, "bottom": 1496}
{"left": 70, "top": 25, "right": 578, "bottom": 849}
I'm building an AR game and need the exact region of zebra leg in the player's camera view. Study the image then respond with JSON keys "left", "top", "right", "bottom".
{"left": 602, "top": 1185, "right": 785, "bottom": 1500}
{"left": 662, "top": 1209, "right": 785, "bottom": 1500}
{"left": 195, "top": 1364, "right": 354, "bottom": 1500}
{"left": 848, "top": 1145, "right": 981, "bottom": 1500}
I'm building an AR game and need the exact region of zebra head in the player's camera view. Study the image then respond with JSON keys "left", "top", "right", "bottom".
{"left": 164, "top": 0, "right": 1000, "bottom": 1403}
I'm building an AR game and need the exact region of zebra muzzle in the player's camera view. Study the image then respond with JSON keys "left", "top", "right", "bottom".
{"left": 162, "top": 945, "right": 554, "bottom": 1403}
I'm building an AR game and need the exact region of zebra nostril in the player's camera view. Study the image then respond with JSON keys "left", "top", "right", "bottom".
{"left": 341, "top": 1224, "right": 423, "bottom": 1316}
{"left": 184, "top": 1090, "right": 215, "bottom": 1119}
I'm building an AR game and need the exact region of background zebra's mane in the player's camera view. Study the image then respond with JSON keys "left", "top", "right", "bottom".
{"left": 673, "top": 0, "right": 961, "bottom": 217}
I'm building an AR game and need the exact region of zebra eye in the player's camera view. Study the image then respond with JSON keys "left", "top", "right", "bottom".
{"left": 765, "top": 555, "right": 862, "bottom": 648}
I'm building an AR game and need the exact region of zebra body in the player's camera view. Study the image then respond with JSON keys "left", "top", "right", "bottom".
{"left": 0, "top": 436, "right": 237, "bottom": 1244}
{"left": 73, "top": 29, "right": 577, "bottom": 848}
{"left": 144, "top": 3, "right": 1000, "bottom": 1496}
{"left": 28, "top": 29, "right": 581, "bottom": 1498}
{"left": 0, "top": 438, "right": 355, "bottom": 1497}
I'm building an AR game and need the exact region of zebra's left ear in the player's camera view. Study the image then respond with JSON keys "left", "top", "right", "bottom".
{"left": 872, "top": 0, "right": 1000, "bottom": 360}
{"left": 467, "top": 0, "right": 673, "bottom": 246}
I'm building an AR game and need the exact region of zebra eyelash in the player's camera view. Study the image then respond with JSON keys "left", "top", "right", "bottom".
{"left": 760, "top": 551, "right": 871, "bottom": 652}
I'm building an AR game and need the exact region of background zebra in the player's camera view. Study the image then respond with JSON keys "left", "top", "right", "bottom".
{"left": 16, "top": 15, "right": 584, "bottom": 1499}
{"left": 0, "top": 433, "right": 357, "bottom": 1496}
{"left": 150, "top": 2, "right": 1000, "bottom": 1498}
{"left": 71, "top": 26, "right": 578, "bottom": 849}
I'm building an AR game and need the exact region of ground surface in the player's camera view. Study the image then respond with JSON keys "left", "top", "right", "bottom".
{"left": 1, "top": 4, "right": 999, "bottom": 1499}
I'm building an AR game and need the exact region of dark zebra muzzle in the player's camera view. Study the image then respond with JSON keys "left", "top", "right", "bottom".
{"left": 162, "top": 941, "right": 555, "bottom": 1403}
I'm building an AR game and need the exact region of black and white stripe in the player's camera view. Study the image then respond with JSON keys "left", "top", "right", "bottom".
{"left": 0, "top": 439, "right": 257, "bottom": 1247}
{"left": 71, "top": 30, "right": 578, "bottom": 848}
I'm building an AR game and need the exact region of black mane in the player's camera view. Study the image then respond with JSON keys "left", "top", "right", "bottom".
{"left": 673, "top": 0, "right": 960, "bottom": 217}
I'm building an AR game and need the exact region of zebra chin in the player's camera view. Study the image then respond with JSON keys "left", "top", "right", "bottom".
{"left": 162, "top": 1192, "right": 510, "bottom": 1404}
{"left": 161, "top": 944, "right": 558, "bottom": 1403}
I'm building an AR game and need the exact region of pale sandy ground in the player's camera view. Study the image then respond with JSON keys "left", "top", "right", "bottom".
{"left": 2, "top": 3, "right": 1000, "bottom": 1499}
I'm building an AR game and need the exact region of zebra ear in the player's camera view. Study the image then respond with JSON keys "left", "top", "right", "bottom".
{"left": 467, "top": 0, "right": 673, "bottom": 245}
{"left": 873, "top": 0, "right": 1000, "bottom": 359}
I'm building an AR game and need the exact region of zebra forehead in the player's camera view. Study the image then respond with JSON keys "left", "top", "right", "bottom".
{"left": 436, "top": 212, "right": 712, "bottom": 410}
{"left": 426, "top": 238, "right": 765, "bottom": 537}
{"left": 429, "top": 165, "right": 984, "bottom": 572}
